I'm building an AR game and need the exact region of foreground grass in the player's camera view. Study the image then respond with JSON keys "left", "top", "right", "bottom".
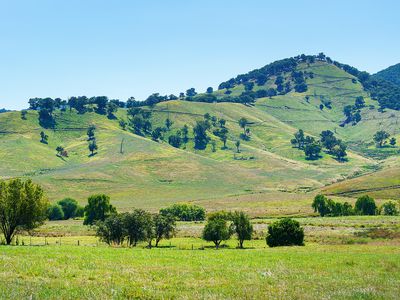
{"left": 0, "top": 243, "right": 399, "bottom": 299}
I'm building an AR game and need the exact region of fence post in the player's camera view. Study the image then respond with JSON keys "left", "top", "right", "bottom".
{"left": 77, "top": 240, "right": 80, "bottom": 246}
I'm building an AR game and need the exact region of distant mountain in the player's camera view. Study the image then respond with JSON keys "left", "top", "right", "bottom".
{"left": 373, "top": 63, "right": 400, "bottom": 86}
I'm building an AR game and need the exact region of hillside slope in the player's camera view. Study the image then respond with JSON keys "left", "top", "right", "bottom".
{"left": 1, "top": 57, "right": 399, "bottom": 215}
{"left": 373, "top": 63, "right": 400, "bottom": 86}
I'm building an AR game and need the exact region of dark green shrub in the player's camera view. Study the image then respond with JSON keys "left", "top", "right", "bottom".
{"left": 381, "top": 201, "right": 399, "bottom": 216}
{"left": 355, "top": 195, "right": 377, "bottom": 215}
{"left": 266, "top": 218, "right": 304, "bottom": 247}
{"left": 48, "top": 204, "right": 64, "bottom": 220}
{"left": 160, "top": 203, "right": 205, "bottom": 221}
{"left": 57, "top": 198, "right": 79, "bottom": 219}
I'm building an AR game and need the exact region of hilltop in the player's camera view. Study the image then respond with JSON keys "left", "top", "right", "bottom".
{"left": 373, "top": 63, "right": 400, "bottom": 86}
{"left": 1, "top": 54, "right": 399, "bottom": 216}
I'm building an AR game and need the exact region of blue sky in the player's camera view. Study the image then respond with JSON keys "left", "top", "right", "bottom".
{"left": 1, "top": 0, "right": 399, "bottom": 109}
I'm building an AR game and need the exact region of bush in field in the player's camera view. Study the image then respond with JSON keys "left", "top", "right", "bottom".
{"left": 355, "top": 195, "right": 377, "bottom": 216}
{"left": 48, "top": 204, "right": 64, "bottom": 220}
{"left": 83, "top": 194, "right": 116, "bottom": 225}
{"left": 57, "top": 198, "right": 82, "bottom": 219}
{"left": 202, "top": 215, "right": 233, "bottom": 249}
{"left": 381, "top": 201, "right": 399, "bottom": 216}
{"left": 96, "top": 213, "right": 125, "bottom": 245}
{"left": 266, "top": 218, "right": 304, "bottom": 247}
{"left": 160, "top": 203, "right": 206, "bottom": 221}
{"left": 231, "top": 211, "right": 253, "bottom": 248}
{"left": 0, "top": 179, "right": 49, "bottom": 244}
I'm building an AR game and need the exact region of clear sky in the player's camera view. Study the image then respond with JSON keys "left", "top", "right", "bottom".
{"left": 1, "top": 0, "right": 399, "bottom": 109}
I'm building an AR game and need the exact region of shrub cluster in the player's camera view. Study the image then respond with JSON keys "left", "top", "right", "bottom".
{"left": 48, "top": 198, "right": 84, "bottom": 220}
{"left": 160, "top": 203, "right": 206, "bottom": 221}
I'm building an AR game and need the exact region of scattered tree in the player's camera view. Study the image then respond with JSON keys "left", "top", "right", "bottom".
{"left": 235, "top": 140, "right": 241, "bottom": 153}
{"left": 0, "top": 179, "right": 49, "bottom": 245}
{"left": 202, "top": 215, "right": 232, "bottom": 249}
{"left": 231, "top": 211, "right": 253, "bottom": 248}
{"left": 193, "top": 121, "right": 209, "bottom": 150}
{"left": 88, "top": 140, "right": 98, "bottom": 156}
{"left": 153, "top": 214, "right": 176, "bottom": 247}
{"left": 87, "top": 125, "right": 96, "bottom": 141}
{"left": 40, "top": 131, "right": 48, "bottom": 144}
{"left": 373, "top": 130, "right": 390, "bottom": 147}
{"left": 83, "top": 194, "right": 116, "bottom": 225}
{"left": 165, "top": 118, "right": 173, "bottom": 131}
{"left": 56, "top": 146, "right": 64, "bottom": 156}
{"left": 96, "top": 213, "right": 125, "bottom": 245}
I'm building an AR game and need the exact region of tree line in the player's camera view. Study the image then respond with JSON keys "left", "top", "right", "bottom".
{"left": 0, "top": 179, "right": 304, "bottom": 248}
{"left": 312, "top": 195, "right": 399, "bottom": 216}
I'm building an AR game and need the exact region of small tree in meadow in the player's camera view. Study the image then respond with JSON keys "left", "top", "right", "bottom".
{"left": 231, "top": 211, "right": 253, "bottom": 248}
{"left": 123, "top": 209, "right": 152, "bottom": 247}
{"left": 202, "top": 215, "right": 232, "bottom": 249}
{"left": 96, "top": 213, "right": 126, "bottom": 245}
{"left": 0, "top": 179, "right": 49, "bottom": 244}
{"left": 83, "top": 194, "right": 116, "bottom": 225}
{"left": 153, "top": 213, "right": 176, "bottom": 247}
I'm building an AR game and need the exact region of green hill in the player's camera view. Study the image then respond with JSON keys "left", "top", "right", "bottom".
{"left": 373, "top": 63, "right": 400, "bottom": 86}
{"left": 1, "top": 55, "right": 399, "bottom": 215}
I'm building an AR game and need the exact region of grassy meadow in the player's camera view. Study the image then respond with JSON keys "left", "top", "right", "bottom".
{"left": 1, "top": 215, "right": 400, "bottom": 299}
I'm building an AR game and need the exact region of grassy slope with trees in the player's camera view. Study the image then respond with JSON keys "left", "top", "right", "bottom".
{"left": 0, "top": 58, "right": 399, "bottom": 215}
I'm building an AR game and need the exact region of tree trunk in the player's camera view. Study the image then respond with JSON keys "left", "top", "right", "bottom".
{"left": 5, "top": 233, "right": 12, "bottom": 245}
{"left": 239, "top": 240, "right": 243, "bottom": 249}
{"left": 155, "top": 238, "right": 160, "bottom": 247}
{"left": 215, "top": 241, "right": 220, "bottom": 249}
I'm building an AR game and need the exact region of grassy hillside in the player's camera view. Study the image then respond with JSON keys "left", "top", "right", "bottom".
{"left": 322, "top": 157, "right": 400, "bottom": 200}
{"left": 1, "top": 59, "right": 399, "bottom": 214}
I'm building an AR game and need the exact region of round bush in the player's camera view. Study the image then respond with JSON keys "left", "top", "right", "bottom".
{"left": 355, "top": 195, "right": 377, "bottom": 215}
{"left": 266, "top": 218, "right": 304, "bottom": 247}
{"left": 48, "top": 204, "right": 64, "bottom": 220}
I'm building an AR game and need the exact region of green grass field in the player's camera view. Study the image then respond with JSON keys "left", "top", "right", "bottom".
{"left": 1, "top": 215, "right": 400, "bottom": 299}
